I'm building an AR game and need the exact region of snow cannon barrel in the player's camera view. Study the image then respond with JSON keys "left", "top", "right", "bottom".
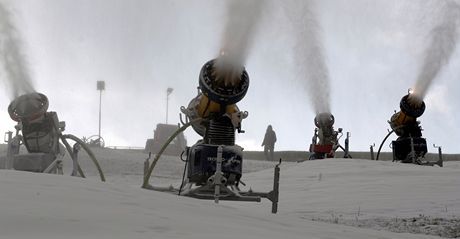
{"left": 8, "top": 92, "right": 49, "bottom": 123}
{"left": 184, "top": 58, "right": 249, "bottom": 136}
{"left": 389, "top": 94, "right": 425, "bottom": 136}
{"left": 314, "top": 113, "right": 335, "bottom": 136}
{"left": 199, "top": 59, "right": 249, "bottom": 105}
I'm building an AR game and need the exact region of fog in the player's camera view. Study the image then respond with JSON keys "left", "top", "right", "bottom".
{"left": 1, "top": 0, "right": 459, "bottom": 153}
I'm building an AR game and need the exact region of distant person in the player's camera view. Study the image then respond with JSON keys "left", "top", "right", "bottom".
{"left": 262, "top": 125, "right": 277, "bottom": 161}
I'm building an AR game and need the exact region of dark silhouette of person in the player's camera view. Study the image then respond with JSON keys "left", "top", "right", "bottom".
{"left": 262, "top": 125, "right": 277, "bottom": 161}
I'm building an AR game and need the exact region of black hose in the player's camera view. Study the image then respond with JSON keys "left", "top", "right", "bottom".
{"left": 60, "top": 136, "right": 86, "bottom": 178}
{"left": 376, "top": 130, "right": 395, "bottom": 161}
{"left": 62, "top": 134, "right": 106, "bottom": 182}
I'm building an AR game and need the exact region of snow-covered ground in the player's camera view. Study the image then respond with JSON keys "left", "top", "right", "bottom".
{"left": 239, "top": 159, "right": 460, "bottom": 238}
{"left": 0, "top": 147, "right": 459, "bottom": 238}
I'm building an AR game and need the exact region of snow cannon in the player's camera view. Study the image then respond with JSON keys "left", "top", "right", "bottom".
{"left": 3, "top": 92, "right": 105, "bottom": 180}
{"left": 143, "top": 58, "right": 280, "bottom": 213}
{"left": 308, "top": 113, "right": 351, "bottom": 160}
{"left": 387, "top": 92, "right": 430, "bottom": 164}
{"left": 181, "top": 58, "right": 250, "bottom": 193}
{"left": 389, "top": 93, "right": 425, "bottom": 138}
{"left": 8, "top": 93, "right": 61, "bottom": 155}
{"left": 375, "top": 91, "right": 442, "bottom": 166}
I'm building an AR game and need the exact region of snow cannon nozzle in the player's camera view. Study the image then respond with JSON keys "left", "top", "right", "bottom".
{"left": 401, "top": 93, "right": 425, "bottom": 118}
{"left": 8, "top": 92, "right": 49, "bottom": 122}
{"left": 314, "top": 112, "right": 335, "bottom": 128}
{"left": 199, "top": 58, "right": 249, "bottom": 105}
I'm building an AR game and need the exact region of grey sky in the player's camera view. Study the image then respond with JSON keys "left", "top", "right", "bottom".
{"left": 1, "top": 0, "right": 459, "bottom": 153}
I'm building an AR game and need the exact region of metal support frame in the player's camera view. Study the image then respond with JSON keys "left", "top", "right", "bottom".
{"left": 343, "top": 132, "right": 351, "bottom": 158}
{"left": 4, "top": 127, "right": 105, "bottom": 180}
{"left": 426, "top": 144, "right": 443, "bottom": 167}
{"left": 213, "top": 146, "right": 224, "bottom": 203}
{"left": 71, "top": 143, "right": 81, "bottom": 176}
{"left": 4, "top": 131, "right": 17, "bottom": 169}
{"left": 376, "top": 129, "right": 442, "bottom": 167}
{"left": 143, "top": 154, "right": 282, "bottom": 213}
{"left": 310, "top": 129, "right": 352, "bottom": 160}
{"left": 434, "top": 144, "right": 443, "bottom": 164}
{"left": 370, "top": 143, "right": 375, "bottom": 160}
{"left": 43, "top": 159, "right": 63, "bottom": 174}
{"left": 409, "top": 134, "right": 416, "bottom": 164}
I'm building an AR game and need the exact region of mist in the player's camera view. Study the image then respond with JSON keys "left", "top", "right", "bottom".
{"left": 284, "top": 0, "right": 331, "bottom": 115}
{"left": 413, "top": 0, "right": 460, "bottom": 100}
{"left": 0, "top": 2, "right": 35, "bottom": 100}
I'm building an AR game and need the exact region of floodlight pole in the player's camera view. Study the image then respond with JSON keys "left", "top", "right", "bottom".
{"left": 97, "top": 81, "right": 105, "bottom": 146}
{"left": 166, "top": 88, "right": 173, "bottom": 124}
{"left": 98, "top": 90, "right": 102, "bottom": 140}
{"left": 166, "top": 93, "right": 169, "bottom": 124}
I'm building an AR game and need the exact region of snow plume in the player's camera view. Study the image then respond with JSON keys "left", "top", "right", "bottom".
{"left": 0, "top": 2, "right": 35, "bottom": 100}
{"left": 412, "top": 1, "right": 460, "bottom": 101}
{"left": 284, "top": 0, "right": 331, "bottom": 114}
{"left": 213, "top": 0, "right": 265, "bottom": 86}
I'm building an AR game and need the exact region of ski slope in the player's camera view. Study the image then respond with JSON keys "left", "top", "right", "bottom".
{"left": 0, "top": 148, "right": 459, "bottom": 238}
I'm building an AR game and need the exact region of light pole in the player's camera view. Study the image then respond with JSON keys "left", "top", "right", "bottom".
{"left": 97, "top": 81, "right": 105, "bottom": 146}
{"left": 166, "top": 87, "right": 173, "bottom": 124}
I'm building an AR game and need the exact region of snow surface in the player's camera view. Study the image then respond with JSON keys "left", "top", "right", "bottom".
{"left": 237, "top": 159, "right": 460, "bottom": 238}
{"left": 0, "top": 148, "right": 459, "bottom": 238}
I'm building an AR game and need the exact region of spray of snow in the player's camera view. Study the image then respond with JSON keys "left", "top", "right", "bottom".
{"left": 220, "top": 0, "right": 264, "bottom": 65}
{"left": 284, "top": 0, "right": 331, "bottom": 114}
{"left": 0, "top": 2, "right": 35, "bottom": 100}
{"left": 213, "top": 0, "right": 265, "bottom": 86}
{"left": 424, "top": 84, "right": 451, "bottom": 114}
{"left": 411, "top": 1, "right": 460, "bottom": 101}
